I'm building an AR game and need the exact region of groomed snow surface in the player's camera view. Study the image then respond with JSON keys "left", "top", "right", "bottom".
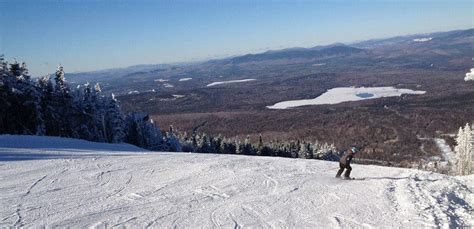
{"left": 206, "top": 79, "right": 256, "bottom": 87}
{"left": 0, "top": 135, "right": 472, "bottom": 228}
{"left": 267, "top": 87, "right": 426, "bottom": 109}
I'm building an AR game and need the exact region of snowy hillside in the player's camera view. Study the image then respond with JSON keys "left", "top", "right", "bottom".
{"left": 0, "top": 135, "right": 472, "bottom": 228}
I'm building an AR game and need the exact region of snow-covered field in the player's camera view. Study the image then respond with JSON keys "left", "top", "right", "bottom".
{"left": 154, "top": 79, "right": 169, "bottom": 82}
{"left": 267, "top": 87, "right": 426, "bottom": 109}
{"left": 413, "top": 37, "right": 432, "bottom": 42}
{"left": 0, "top": 135, "right": 472, "bottom": 228}
{"left": 206, "top": 79, "right": 256, "bottom": 87}
{"left": 172, "top": 94, "right": 185, "bottom": 99}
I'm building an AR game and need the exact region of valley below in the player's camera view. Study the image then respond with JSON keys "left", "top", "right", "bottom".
{"left": 70, "top": 29, "right": 474, "bottom": 166}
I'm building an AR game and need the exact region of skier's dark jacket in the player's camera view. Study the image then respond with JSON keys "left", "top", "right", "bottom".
{"left": 339, "top": 149, "right": 355, "bottom": 166}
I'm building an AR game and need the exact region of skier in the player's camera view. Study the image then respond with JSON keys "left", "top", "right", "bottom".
{"left": 336, "top": 146, "right": 360, "bottom": 179}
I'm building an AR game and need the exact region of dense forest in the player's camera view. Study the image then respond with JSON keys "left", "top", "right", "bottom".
{"left": 0, "top": 56, "right": 169, "bottom": 150}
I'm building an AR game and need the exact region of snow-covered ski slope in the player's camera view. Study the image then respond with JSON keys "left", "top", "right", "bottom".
{"left": 0, "top": 135, "right": 472, "bottom": 228}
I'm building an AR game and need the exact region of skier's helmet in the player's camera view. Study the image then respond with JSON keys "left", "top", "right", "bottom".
{"left": 351, "top": 146, "right": 360, "bottom": 153}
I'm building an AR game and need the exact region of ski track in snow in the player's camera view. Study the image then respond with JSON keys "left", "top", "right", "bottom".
{"left": 0, "top": 135, "right": 473, "bottom": 228}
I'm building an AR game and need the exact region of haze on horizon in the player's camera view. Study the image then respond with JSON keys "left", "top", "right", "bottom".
{"left": 0, "top": 0, "right": 472, "bottom": 76}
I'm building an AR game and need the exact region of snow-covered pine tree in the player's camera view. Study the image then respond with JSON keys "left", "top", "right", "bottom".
{"left": 125, "top": 113, "right": 164, "bottom": 150}
{"left": 93, "top": 83, "right": 107, "bottom": 141}
{"left": 78, "top": 82, "right": 97, "bottom": 140}
{"left": 179, "top": 131, "right": 195, "bottom": 152}
{"left": 220, "top": 137, "right": 236, "bottom": 154}
{"left": 9, "top": 60, "right": 22, "bottom": 77}
{"left": 461, "top": 124, "right": 470, "bottom": 175}
{"left": 212, "top": 135, "right": 223, "bottom": 154}
{"left": 54, "top": 65, "right": 68, "bottom": 95}
{"left": 298, "top": 141, "right": 311, "bottom": 159}
{"left": 19, "top": 62, "right": 30, "bottom": 81}
{"left": 0, "top": 55, "right": 7, "bottom": 71}
{"left": 257, "top": 134, "right": 264, "bottom": 156}
{"left": 76, "top": 82, "right": 107, "bottom": 141}
{"left": 197, "top": 133, "right": 212, "bottom": 153}
{"left": 455, "top": 126, "right": 465, "bottom": 175}
{"left": 165, "top": 126, "right": 182, "bottom": 152}
{"left": 143, "top": 118, "right": 163, "bottom": 150}
{"left": 0, "top": 60, "right": 15, "bottom": 134}
{"left": 0, "top": 60, "right": 43, "bottom": 135}
{"left": 20, "top": 68, "right": 44, "bottom": 135}
{"left": 37, "top": 75, "right": 56, "bottom": 135}
{"left": 219, "top": 136, "right": 227, "bottom": 153}
{"left": 50, "top": 64, "right": 76, "bottom": 137}
{"left": 240, "top": 135, "right": 255, "bottom": 155}
{"left": 234, "top": 137, "right": 242, "bottom": 154}
{"left": 454, "top": 123, "right": 473, "bottom": 175}
{"left": 104, "top": 93, "right": 126, "bottom": 143}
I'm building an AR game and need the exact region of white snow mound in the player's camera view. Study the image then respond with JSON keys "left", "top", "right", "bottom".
{"left": 0, "top": 135, "right": 472, "bottom": 228}
{"left": 179, "top": 78, "right": 192, "bottom": 82}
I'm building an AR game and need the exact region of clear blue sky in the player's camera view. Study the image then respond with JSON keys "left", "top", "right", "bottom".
{"left": 1, "top": 0, "right": 472, "bottom": 76}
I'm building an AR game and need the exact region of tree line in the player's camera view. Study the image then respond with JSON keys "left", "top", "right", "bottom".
{"left": 175, "top": 130, "right": 340, "bottom": 160}
{"left": 0, "top": 56, "right": 172, "bottom": 150}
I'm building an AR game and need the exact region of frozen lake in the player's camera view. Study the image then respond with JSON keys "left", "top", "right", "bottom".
{"left": 267, "top": 87, "right": 426, "bottom": 109}
{"left": 207, "top": 79, "right": 256, "bottom": 87}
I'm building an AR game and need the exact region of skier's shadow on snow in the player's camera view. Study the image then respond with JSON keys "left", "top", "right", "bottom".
{"left": 365, "top": 177, "right": 411, "bottom": 180}
{"left": 364, "top": 176, "right": 440, "bottom": 182}
{"left": 363, "top": 176, "right": 410, "bottom": 180}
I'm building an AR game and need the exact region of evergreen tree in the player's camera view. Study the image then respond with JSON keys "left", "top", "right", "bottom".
{"left": 257, "top": 134, "right": 264, "bottom": 156}
{"left": 125, "top": 113, "right": 164, "bottom": 150}
{"left": 37, "top": 75, "right": 55, "bottom": 135}
{"left": 241, "top": 135, "right": 255, "bottom": 155}
{"left": 455, "top": 124, "right": 473, "bottom": 175}
{"left": 298, "top": 142, "right": 311, "bottom": 159}
{"left": 197, "top": 133, "right": 212, "bottom": 153}
{"left": 180, "top": 131, "right": 195, "bottom": 152}
{"left": 50, "top": 64, "right": 77, "bottom": 137}
{"left": 165, "top": 126, "right": 182, "bottom": 152}
{"left": 9, "top": 60, "right": 22, "bottom": 77}
{"left": 0, "top": 59, "right": 42, "bottom": 135}
{"left": 0, "top": 55, "right": 7, "bottom": 71}
{"left": 54, "top": 65, "right": 68, "bottom": 94}
{"left": 105, "top": 93, "right": 126, "bottom": 143}
{"left": 19, "top": 62, "right": 30, "bottom": 81}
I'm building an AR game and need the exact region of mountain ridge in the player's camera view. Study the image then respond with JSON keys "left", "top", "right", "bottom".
{"left": 65, "top": 28, "right": 472, "bottom": 83}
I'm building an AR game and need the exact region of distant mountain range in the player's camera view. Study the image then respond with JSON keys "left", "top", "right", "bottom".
{"left": 229, "top": 45, "right": 364, "bottom": 64}
{"left": 66, "top": 64, "right": 172, "bottom": 84}
{"left": 67, "top": 28, "right": 473, "bottom": 84}
{"left": 351, "top": 28, "right": 473, "bottom": 48}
